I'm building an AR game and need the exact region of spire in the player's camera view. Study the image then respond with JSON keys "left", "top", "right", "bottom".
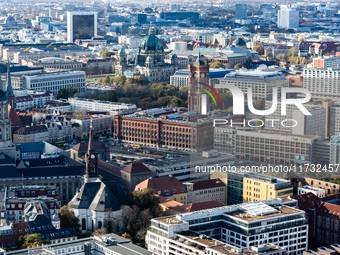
{"left": 88, "top": 119, "right": 94, "bottom": 152}
{"left": 149, "top": 21, "right": 154, "bottom": 34}
{"left": 5, "top": 61, "right": 14, "bottom": 98}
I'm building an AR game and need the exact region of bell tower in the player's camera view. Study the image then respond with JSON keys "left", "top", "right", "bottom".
{"left": 84, "top": 120, "right": 98, "bottom": 182}
{"left": 188, "top": 53, "right": 211, "bottom": 114}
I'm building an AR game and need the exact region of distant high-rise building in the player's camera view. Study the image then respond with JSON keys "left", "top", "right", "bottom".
{"left": 277, "top": 5, "right": 299, "bottom": 29}
{"left": 235, "top": 4, "right": 247, "bottom": 19}
{"left": 67, "top": 12, "right": 97, "bottom": 43}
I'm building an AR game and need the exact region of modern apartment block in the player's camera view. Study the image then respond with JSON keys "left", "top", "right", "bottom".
{"left": 313, "top": 55, "right": 340, "bottom": 70}
{"left": 216, "top": 69, "right": 289, "bottom": 100}
{"left": 277, "top": 6, "right": 299, "bottom": 29}
{"left": 212, "top": 170, "right": 293, "bottom": 205}
{"left": 24, "top": 71, "right": 86, "bottom": 95}
{"left": 303, "top": 68, "right": 340, "bottom": 99}
{"left": 68, "top": 98, "right": 137, "bottom": 115}
{"left": 146, "top": 198, "right": 308, "bottom": 255}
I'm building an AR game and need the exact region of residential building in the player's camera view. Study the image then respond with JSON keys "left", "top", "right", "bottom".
{"left": 216, "top": 69, "right": 289, "bottom": 100}
{"left": 13, "top": 125, "right": 49, "bottom": 143}
{"left": 277, "top": 5, "right": 299, "bottom": 29}
{"left": 72, "top": 114, "right": 113, "bottom": 138}
{"left": 292, "top": 192, "right": 340, "bottom": 247}
{"left": 135, "top": 176, "right": 188, "bottom": 204}
{"left": 67, "top": 12, "right": 98, "bottom": 43}
{"left": 185, "top": 178, "right": 226, "bottom": 204}
{"left": 68, "top": 98, "right": 137, "bottom": 115}
{"left": 298, "top": 186, "right": 325, "bottom": 198}
{"left": 313, "top": 56, "right": 340, "bottom": 70}
{"left": 303, "top": 68, "right": 340, "bottom": 99}
{"left": 330, "top": 134, "right": 340, "bottom": 165}
{"left": 120, "top": 163, "right": 155, "bottom": 192}
{"left": 146, "top": 198, "right": 308, "bottom": 254}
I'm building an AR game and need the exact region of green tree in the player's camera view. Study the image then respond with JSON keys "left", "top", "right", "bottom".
{"left": 234, "top": 63, "right": 243, "bottom": 69}
{"left": 92, "top": 228, "right": 108, "bottom": 236}
{"left": 18, "top": 233, "right": 50, "bottom": 249}
{"left": 56, "top": 87, "right": 77, "bottom": 99}
{"left": 101, "top": 49, "right": 114, "bottom": 57}
{"left": 59, "top": 205, "right": 81, "bottom": 233}
{"left": 103, "top": 75, "right": 111, "bottom": 84}
{"left": 127, "top": 188, "right": 161, "bottom": 217}
{"left": 209, "top": 61, "right": 223, "bottom": 68}
{"left": 289, "top": 47, "right": 298, "bottom": 57}
{"left": 112, "top": 75, "right": 126, "bottom": 85}
{"left": 244, "top": 57, "right": 252, "bottom": 69}
{"left": 253, "top": 45, "right": 264, "bottom": 55}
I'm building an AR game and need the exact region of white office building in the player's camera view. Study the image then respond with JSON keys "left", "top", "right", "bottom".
{"left": 277, "top": 5, "right": 299, "bottom": 29}
{"left": 312, "top": 55, "right": 340, "bottom": 70}
{"left": 24, "top": 71, "right": 86, "bottom": 95}
{"left": 216, "top": 69, "right": 289, "bottom": 100}
{"left": 303, "top": 68, "right": 340, "bottom": 99}
{"left": 146, "top": 198, "right": 308, "bottom": 255}
{"left": 67, "top": 12, "right": 98, "bottom": 43}
{"left": 297, "top": 186, "right": 325, "bottom": 198}
{"left": 68, "top": 98, "right": 137, "bottom": 115}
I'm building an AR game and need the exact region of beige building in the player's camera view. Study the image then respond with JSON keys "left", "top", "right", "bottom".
{"left": 13, "top": 125, "right": 49, "bottom": 143}
{"left": 185, "top": 178, "right": 226, "bottom": 204}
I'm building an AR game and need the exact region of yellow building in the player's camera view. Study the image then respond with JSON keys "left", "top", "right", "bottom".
{"left": 212, "top": 170, "right": 293, "bottom": 204}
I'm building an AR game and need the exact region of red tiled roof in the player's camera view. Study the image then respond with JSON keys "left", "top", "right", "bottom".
{"left": 291, "top": 193, "right": 321, "bottom": 210}
{"left": 0, "top": 222, "right": 30, "bottom": 247}
{"left": 98, "top": 160, "right": 121, "bottom": 178}
{"left": 121, "top": 162, "right": 152, "bottom": 175}
{"left": 136, "top": 176, "right": 185, "bottom": 192}
{"left": 317, "top": 202, "right": 340, "bottom": 217}
{"left": 14, "top": 125, "right": 48, "bottom": 135}
{"left": 162, "top": 200, "right": 224, "bottom": 213}
{"left": 193, "top": 179, "right": 225, "bottom": 190}
{"left": 8, "top": 105, "right": 24, "bottom": 127}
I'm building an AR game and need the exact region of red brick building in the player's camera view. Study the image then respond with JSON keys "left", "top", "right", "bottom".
{"left": 113, "top": 111, "right": 213, "bottom": 152}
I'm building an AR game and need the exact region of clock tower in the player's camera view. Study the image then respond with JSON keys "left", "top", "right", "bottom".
{"left": 188, "top": 53, "right": 211, "bottom": 114}
{"left": 85, "top": 120, "right": 98, "bottom": 182}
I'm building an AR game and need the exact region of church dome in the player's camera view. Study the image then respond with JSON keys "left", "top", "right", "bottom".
{"left": 139, "top": 33, "right": 164, "bottom": 52}
{"left": 0, "top": 90, "right": 6, "bottom": 101}
{"left": 118, "top": 48, "right": 126, "bottom": 55}
{"left": 171, "top": 54, "right": 178, "bottom": 59}
{"left": 146, "top": 56, "right": 152, "bottom": 62}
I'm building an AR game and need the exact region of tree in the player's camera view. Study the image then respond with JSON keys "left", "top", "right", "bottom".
{"left": 244, "top": 57, "right": 252, "bottom": 69}
{"left": 112, "top": 75, "right": 126, "bottom": 85}
{"left": 229, "top": 35, "right": 233, "bottom": 46}
{"left": 253, "top": 45, "right": 264, "bottom": 55}
{"left": 18, "top": 233, "right": 50, "bottom": 249}
{"left": 102, "top": 49, "right": 114, "bottom": 57}
{"left": 209, "top": 61, "right": 222, "bottom": 68}
{"left": 103, "top": 75, "right": 111, "bottom": 84}
{"left": 59, "top": 205, "right": 81, "bottom": 233}
{"left": 92, "top": 228, "right": 108, "bottom": 236}
{"left": 234, "top": 63, "right": 243, "bottom": 69}
{"left": 122, "top": 232, "right": 132, "bottom": 240}
{"left": 289, "top": 47, "right": 298, "bottom": 57}
{"left": 127, "top": 188, "right": 161, "bottom": 217}
{"left": 298, "top": 38, "right": 305, "bottom": 42}
{"left": 56, "top": 87, "right": 77, "bottom": 99}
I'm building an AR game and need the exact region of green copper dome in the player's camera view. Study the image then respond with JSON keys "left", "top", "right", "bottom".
{"left": 139, "top": 33, "right": 164, "bottom": 52}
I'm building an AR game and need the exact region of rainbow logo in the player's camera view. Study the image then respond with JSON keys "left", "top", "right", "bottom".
{"left": 198, "top": 82, "right": 223, "bottom": 107}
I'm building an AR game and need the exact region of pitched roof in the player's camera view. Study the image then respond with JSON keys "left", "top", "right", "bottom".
{"left": 68, "top": 180, "right": 126, "bottom": 212}
{"left": 192, "top": 179, "right": 225, "bottom": 190}
{"left": 136, "top": 176, "right": 185, "bottom": 192}
{"left": 8, "top": 105, "right": 24, "bottom": 127}
{"left": 121, "top": 162, "right": 152, "bottom": 175}
{"left": 71, "top": 141, "right": 109, "bottom": 153}
{"left": 291, "top": 192, "right": 321, "bottom": 210}
{"left": 98, "top": 160, "right": 121, "bottom": 178}
{"left": 14, "top": 125, "right": 48, "bottom": 135}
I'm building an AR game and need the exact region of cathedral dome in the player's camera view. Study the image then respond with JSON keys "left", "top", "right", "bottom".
{"left": 0, "top": 90, "right": 6, "bottom": 101}
{"left": 118, "top": 48, "right": 126, "bottom": 55}
{"left": 139, "top": 33, "right": 164, "bottom": 52}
